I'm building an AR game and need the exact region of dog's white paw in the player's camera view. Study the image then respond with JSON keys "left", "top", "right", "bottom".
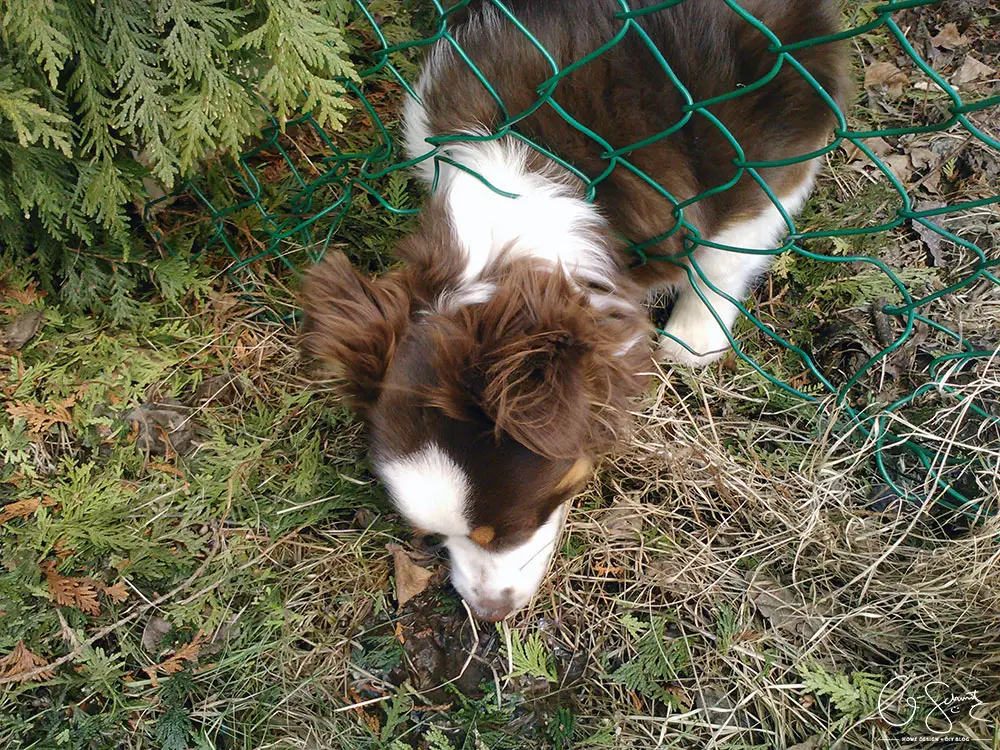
{"left": 658, "top": 316, "right": 733, "bottom": 368}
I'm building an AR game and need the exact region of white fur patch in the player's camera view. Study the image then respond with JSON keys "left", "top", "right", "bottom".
{"left": 434, "top": 281, "right": 496, "bottom": 313}
{"left": 376, "top": 444, "right": 471, "bottom": 537}
{"left": 447, "top": 503, "right": 568, "bottom": 619}
{"left": 708, "top": 171, "right": 817, "bottom": 255}
{"left": 402, "top": 56, "right": 441, "bottom": 185}
{"left": 376, "top": 442, "right": 567, "bottom": 619}
{"left": 439, "top": 138, "right": 614, "bottom": 290}
{"left": 659, "top": 169, "right": 819, "bottom": 366}
{"left": 403, "top": 32, "right": 619, "bottom": 309}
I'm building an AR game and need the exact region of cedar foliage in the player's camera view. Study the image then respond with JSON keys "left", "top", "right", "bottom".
{"left": 0, "top": 0, "right": 357, "bottom": 318}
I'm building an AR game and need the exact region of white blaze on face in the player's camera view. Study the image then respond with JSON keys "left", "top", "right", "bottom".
{"left": 375, "top": 443, "right": 566, "bottom": 620}
{"left": 376, "top": 443, "right": 472, "bottom": 538}
{"left": 446, "top": 503, "right": 568, "bottom": 620}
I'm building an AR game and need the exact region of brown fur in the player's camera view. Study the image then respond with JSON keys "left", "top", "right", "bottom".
{"left": 300, "top": 252, "right": 413, "bottom": 411}
{"left": 300, "top": 198, "right": 465, "bottom": 411}
{"left": 424, "top": 258, "right": 649, "bottom": 460}
{"left": 421, "top": 0, "right": 849, "bottom": 284}
{"left": 301, "top": 249, "right": 650, "bottom": 549}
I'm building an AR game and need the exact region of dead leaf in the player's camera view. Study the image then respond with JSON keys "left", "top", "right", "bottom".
{"left": 1, "top": 283, "right": 44, "bottom": 306}
{"left": 841, "top": 137, "right": 894, "bottom": 163}
{"left": 0, "top": 641, "right": 55, "bottom": 682}
{"left": 142, "top": 631, "right": 205, "bottom": 687}
{"left": 161, "top": 636, "right": 203, "bottom": 673}
{"left": 141, "top": 616, "right": 173, "bottom": 653}
{"left": 389, "top": 544, "right": 433, "bottom": 607}
{"left": 140, "top": 666, "right": 160, "bottom": 686}
{"left": 921, "top": 169, "right": 942, "bottom": 195}
{"left": 864, "top": 61, "right": 909, "bottom": 98}
{"left": 52, "top": 538, "right": 73, "bottom": 560}
{"left": 101, "top": 580, "right": 130, "bottom": 604}
{"left": 594, "top": 562, "right": 625, "bottom": 577}
{"left": 71, "top": 583, "right": 100, "bottom": 616}
{"left": 6, "top": 396, "right": 75, "bottom": 435}
{"left": 125, "top": 401, "right": 196, "bottom": 456}
{"left": 600, "top": 506, "right": 644, "bottom": 537}
{"left": 912, "top": 202, "right": 948, "bottom": 266}
{"left": 751, "top": 578, "right": 821, "bottom": 639}
{"left": 0, "top": 496, "right": 55, "bottom": 524}
{"left": 189, "top": 373, "right": 241, "bottom": 407}
{"left": 42, "top": 561, "right": 101, "bottom": 615}
{"left": 930, "top": 23, "right": 971, "bottom": 51}
{"left": 953, "top": 56, "right": 996, "bottom": 87}
{"left": 908, "top": 147, "right": 936, "bottom": 170}
{"left": 0, "top": 310, "right": 43, "bottom": 351}
{"left": 867, "top": 137, "right": 895, "bottom": 157}
{"left": 207, "top": 290, "right": 240, "bottom": 318}
{"left": 880, "top": 153, "right": 913, "bottom": 183}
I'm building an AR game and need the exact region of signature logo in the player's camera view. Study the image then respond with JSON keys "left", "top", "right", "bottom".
{"left": 877, "top": 674, "right": 990, "bottom": 734}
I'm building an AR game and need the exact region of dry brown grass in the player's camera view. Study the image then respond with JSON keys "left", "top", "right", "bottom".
{"left": 522, "top": 357, "right": 1000, "bottom": 747}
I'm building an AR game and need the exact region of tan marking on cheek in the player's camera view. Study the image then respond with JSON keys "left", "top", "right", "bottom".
{"left": 468, "top": 525, "right": 496, "bottom": 547}
{"left": 554, "top": 457, "right": 593, "bottom": 494}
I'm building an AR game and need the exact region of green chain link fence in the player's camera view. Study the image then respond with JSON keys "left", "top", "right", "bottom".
{"left": 147, "top": 0, "right": 1000, "bottom": 516}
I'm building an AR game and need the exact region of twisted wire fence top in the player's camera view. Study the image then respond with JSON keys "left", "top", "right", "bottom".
{"left": 148, "top": 0, "right": 1000, "bottom": 516}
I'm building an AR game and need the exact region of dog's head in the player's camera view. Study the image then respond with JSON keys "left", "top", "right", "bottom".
{"left": 301, "top": 230, "right": 649, "bottom": 620}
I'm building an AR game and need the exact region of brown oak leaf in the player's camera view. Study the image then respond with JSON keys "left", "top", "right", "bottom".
{"left": 953, "top": 56, "right": 996, "bottom": 87}
{"left": 930, "top": 23, "right": 971, "bottom": 51}
{"left": 864, "top": 62, "right": 909, "bottom": 98}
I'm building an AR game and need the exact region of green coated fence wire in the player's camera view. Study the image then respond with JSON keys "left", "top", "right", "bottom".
{"left": 146, "top": 0, "right": 1000, "bottom": 517}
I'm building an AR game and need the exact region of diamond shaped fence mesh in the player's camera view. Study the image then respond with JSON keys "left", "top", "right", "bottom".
{"left": 147, "top": 0, "right": 1000, "bottom": 516}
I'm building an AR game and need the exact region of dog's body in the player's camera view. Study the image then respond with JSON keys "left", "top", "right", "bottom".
{"left": 303, "top": 0, "right": 848, "bottom": 621}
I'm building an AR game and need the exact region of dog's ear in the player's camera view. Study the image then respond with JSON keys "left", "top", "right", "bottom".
{"left": 300, "top": 252, "right": 412, "bottom": 411}
{"left": 432, "top": 261, "right": 649, "bottom": 459}
{"left": 480, "top": 322, "right": 592, "bottom": 459}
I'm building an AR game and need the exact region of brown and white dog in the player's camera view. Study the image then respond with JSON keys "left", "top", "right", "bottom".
{"left": 301, "top": 0, "right": 848, "bottom": 621}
